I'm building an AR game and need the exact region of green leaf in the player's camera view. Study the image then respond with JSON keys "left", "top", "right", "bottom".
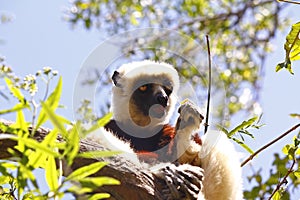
{"left": 22, "top": 193, "right": 34, "bottom": 200}
{"left": 290, "top": 113, "right": 300, "bottom": 119}
{"left": 276, "top": 59, "right": 293, "bottom": 74}
{"left": 294, "top": 169, "right": 300, "bottom": 178}
{"left": 290, "top": 45, "right": 300, "bottom": 61}
{"left": 18, "top": 164, "right": 38, "bottom": 187}
{"left": 83, "top": 112, "right": 113, "bottom": 135}
{"left": 79, "top": 177, "right": 120, "bottom": 188}
{"left": 0, "top": 162, "right": 17, "bottom": 171}
{"left": 36, "top": 76, "right": 62, "bottom": 128}
{"left": 239, "top": 130, "right": 254, "bottom": 139}
{"left": 0, "top": 175, "right": 10, "bottom": 185}
{"left": 65, "top": 162, "right": 107, "bottom": 181}
{"left": 20, "top": 137, "right": 60, "bottom": 157}
{"left": 276, "top": 22, "right": 300, "bottom": 75}
{"left": 0, "top": 134, "right": 60, "bottom": 157}
{"left": 40, "top": 101, "right": 68, "bottom": 138}
{"left": 282, "top": 143, "right": 298, "bottom": 160}
{"left": 4, "top": 77, "right": 25, "bottom": 102}
{"left": 45, "top": 155, "right": 58, "bottom": 191}
{"left": 294, "top": 136, "right": 300, "bottom": 147}
{"left": 0, "top": 103, "right": 30, "bottom": 115}
{"left": 231, "top": 137, "right": 254, "bottom": 154}
{"left": 228, "top": 116, "right": 258, "bottom": 137}
{"left": 217, "top": 124, "right": 229, "bottom": 136}
{"left": 14, "top": 110, "right": 29, "bottom": 137}
{"left": 130, "top": 12, "right": 140, "bottom": 26}
{"left": 78, "top": 151, "right": 120, "bottom": 159}
{"left": 64, "top": 125, "right": 80, "bottom": 166}
{"left": 282, "top": 144, "right": 290, "bottom": 155}
{"left": 13, "top": 110, "right": 30, "bottom": 152}
{"left": 97, "top": 112, "right": 113, "bottom": 127}
{"left": 272, "top": 190, "right": 282, "bottom": 200}
{"left": 67, "top": 185, "right": 93, "bottom": 194}
{"left": 285, "top": 22, "right": 300, "bottom": 58}
{"left": 88, "top": 193, "right": 111, "bottom": 200}
{"left": 288, "top": 147, "right": 297, "bottom": 160}
{"left": 28, "top": 129, "right": 59, "bottom": 168}
{"left": 85, "top": 18, "right": 91, "bottom": 29}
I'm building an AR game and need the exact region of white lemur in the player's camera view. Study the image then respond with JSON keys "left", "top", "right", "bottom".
{"left": 89, "top": 60, "right": 243, "bottom": 199}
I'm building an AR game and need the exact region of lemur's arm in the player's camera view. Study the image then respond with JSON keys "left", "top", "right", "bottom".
{"left": 175, "top": 100, "right": 243, "bottom": 200}
{"left": 175, "top": 101, "right": 204, "bottom": 165}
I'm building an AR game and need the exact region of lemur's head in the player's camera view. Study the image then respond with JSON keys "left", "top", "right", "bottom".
{"left": 111, "top": 60, "right": 179, "bottom": 129}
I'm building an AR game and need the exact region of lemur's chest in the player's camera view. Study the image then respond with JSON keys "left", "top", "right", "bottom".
{"left": 104, "top": 120, "right": 176, "bottom": 162}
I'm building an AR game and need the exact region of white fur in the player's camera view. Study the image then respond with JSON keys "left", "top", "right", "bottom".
{"left": 176, "top": 129, "right": 202, "bottom": 165}
{"left": 85, "top": 127, "right": 141, "bottom": 165}
{"left": 177, "top": 130, "right": 243, "bottom": 200}
{"left": 90, "top": 60, "right": 243, "bottom": 199}
{"left": 111, "top": 60, "right": 179, "bottom": 127}
{"left": 199, "top": 131, "right": 243, "bottom": 200}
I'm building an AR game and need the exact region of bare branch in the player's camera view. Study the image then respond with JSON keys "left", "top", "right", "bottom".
{"left": 204, "top": 35, "right": 212, "bottom": 134}
{"left": 241, "top": 123, "right": 300, "bottom": 167}
{"left": 268, "top": 158, "right": 296, "bottom": 199}
{"left": 278, "top": 0, "right": 300, "bottom": 5}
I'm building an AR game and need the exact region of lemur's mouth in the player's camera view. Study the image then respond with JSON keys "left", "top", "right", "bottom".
{"left": 149, "top": 104, "right": 166, "bottom": 118}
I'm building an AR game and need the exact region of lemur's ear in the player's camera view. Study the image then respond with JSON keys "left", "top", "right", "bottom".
{"left": 112, "top": 71, "right": 122, "bottom": 87}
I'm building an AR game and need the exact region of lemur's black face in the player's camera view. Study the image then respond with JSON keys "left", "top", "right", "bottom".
{"left": 130, "top": 82, "right": 173, "bottom": 119}
{"left": 112, "top": 70, "right": 176, "bottom": 127}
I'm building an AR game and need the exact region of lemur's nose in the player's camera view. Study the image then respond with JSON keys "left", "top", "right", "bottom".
{"left": 156, "top": 93, "right": 168, "bottom": 107}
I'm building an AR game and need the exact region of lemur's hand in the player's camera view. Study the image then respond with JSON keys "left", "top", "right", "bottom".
{"left": 153, "top": 163, "right": 204, "bottom": 200}
{"left": 176, "top": 100, "right": 204, "bottom": 132}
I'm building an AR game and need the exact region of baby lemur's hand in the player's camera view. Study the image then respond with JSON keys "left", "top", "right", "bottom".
{"left": 176, "top": 100, "right": 204, "bottom": 132}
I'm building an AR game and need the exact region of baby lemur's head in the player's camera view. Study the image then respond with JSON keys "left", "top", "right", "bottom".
{"left": 111, "top": 60, "right": 179, "bottom": 128}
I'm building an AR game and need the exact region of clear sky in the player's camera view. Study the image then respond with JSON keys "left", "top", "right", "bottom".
{"left": 1, "top": 0, "right": 300, "bottom": 198}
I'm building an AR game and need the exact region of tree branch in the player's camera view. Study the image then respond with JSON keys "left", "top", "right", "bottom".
{"left": 268, "top": 158, "right": 296, "bottom": 199}
{"left": 204, "top": 35, "right": 212, "bottom": 134}
{"left": 0, "top": 119, "right": 191, "bottom": 200}
{"left": 278, "top": 0, "right": 300, "bottom": 5}
{"left": 241, "top": 123, "right": 300, "bottom": 167}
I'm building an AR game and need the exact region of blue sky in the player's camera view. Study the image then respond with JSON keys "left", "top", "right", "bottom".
{"left": 1, "top": 0, "right": 300, "bottom": 198}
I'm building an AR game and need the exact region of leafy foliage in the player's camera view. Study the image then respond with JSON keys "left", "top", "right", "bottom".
{"left": 63, "top": 2, "right": 298, "bottom": 198}
{"left": 1, "top": 1, "right": 300, "bottom": 199}
{"left": 290, "top": 113, "right": 300, "bottom": 119}
{"left": 219, "top": 116, "right": 264, "bottom": 154}
{"left": 276, "top": 21, "right": 300, "bottom": 74}
{"left": 0, "top": 68, "right": 119, "bottom": 199}
{"left": 65, "top": 0, "right": 288, "bottom": 126}
{"left": 244, "top": 136, "right": 300, "bottom": 199}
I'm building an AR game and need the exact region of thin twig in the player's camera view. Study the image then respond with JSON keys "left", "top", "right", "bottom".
{"left": 30, "top": 98, "right": 38, "bottom": 136}
{"left": 42, "top": 77, "right": 50, "bottom": 101}
{"left": 204, "top": 35, "right": 212, "bottom": 134}
{"left": 268, "top": 158, "right": 296, "bottom": 199}
{"left": 241, "top": 123, "right": 300, "bottom": 167}
{"left": 278, "top": 0, "right": 300, "bottom": 5}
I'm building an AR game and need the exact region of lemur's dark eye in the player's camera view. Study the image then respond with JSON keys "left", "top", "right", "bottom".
{"left": 139, "top": 85, "right": 148, "bottom": 92}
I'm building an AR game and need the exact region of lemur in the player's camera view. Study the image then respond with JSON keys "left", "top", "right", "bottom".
{"left": 89, "top": 60, "right": 243, "bottom": 199}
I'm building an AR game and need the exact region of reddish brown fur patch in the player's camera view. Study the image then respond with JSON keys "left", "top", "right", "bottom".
{"left": 193, "top": 134, "right": 202, "bottom": 145}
